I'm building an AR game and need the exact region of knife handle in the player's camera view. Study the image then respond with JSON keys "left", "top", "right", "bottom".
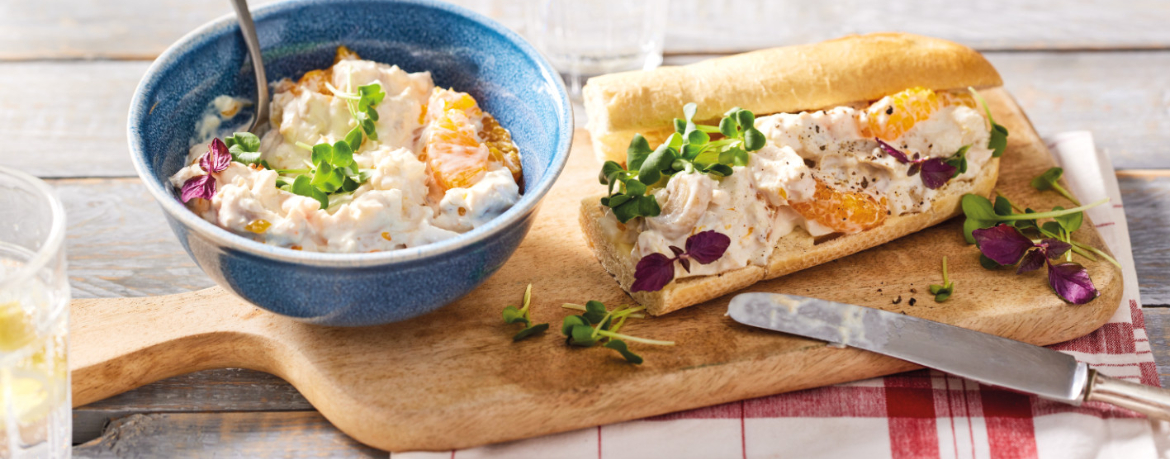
{"left": 1084, "top": 369, "right": 1170, "bottom": 421}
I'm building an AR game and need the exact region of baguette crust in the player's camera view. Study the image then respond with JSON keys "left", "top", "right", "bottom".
{"left": 580, "top": 157, "right": 1000, "bottom": 316}
{"left": 583, "top": 33, "right": 1003, "bottom": 164}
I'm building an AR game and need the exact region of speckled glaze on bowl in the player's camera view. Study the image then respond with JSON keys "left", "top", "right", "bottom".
{"left": 128, "top": 0, "right": 572, "bottom": 326}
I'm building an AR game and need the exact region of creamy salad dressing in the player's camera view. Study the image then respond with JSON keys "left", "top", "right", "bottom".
{"left": 170, "top": 55, "right": 522, "bottom": 253}
{"left": 195, "top": 95, "right": 247, "bottom": 141}
{"left": 620, "top": 95, "right": 993, "bottom": 281}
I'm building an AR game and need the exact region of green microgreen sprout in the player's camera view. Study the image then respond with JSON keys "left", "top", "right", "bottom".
{"left": 972, "top": 192, "right": 1122, "bottom": 272}
{"left": 327, "top": 77, "right": 386, "bottom": 141}
{"left": 960, "top": 193, "right": 1107, "bottom": 244}
{"left": 560, "top": 301, "right": 674, "bottom": 364}
{"left": 929, "top": 256, "right": 955, "bottom": 302}
{"left": 224, "top": 131, "right": 266, "bottom": 167}
{"left": 562, "top": 303, "right": 646, "bottom": 319}
{"left": 502, "top": 284, "right": 549, "bottom": 341}
{"left": 277, "top": 74, "right": 384, "bottom": 210}
{"left": 598, "top": 103, "right": 766, "bottom": 223}
{"left": 968, "top": 87, "right": 1009, "bottom": 158}
{"left": 946, "top": 145, "right": 970, "bottom": 177}
{"left": 210, "top": 74, "right": 383, "bottom": 208}
{"left": 997, "top": 192, "right": 1120, "bottom": 269}
{"left": 276, "top": 132, "right": 370, "bottom": 210}
{"left": 1030, "top": 167, "right": 1082, "bottom": 206}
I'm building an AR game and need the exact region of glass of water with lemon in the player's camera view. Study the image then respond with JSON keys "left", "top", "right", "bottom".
{"left": 0, "top": 166, "right": 69, "bottom": 458}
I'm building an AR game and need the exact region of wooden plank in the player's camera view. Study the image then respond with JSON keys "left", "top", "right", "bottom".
{"left": 986, "top": 52, "right": 1170, "bottom": 170}
{"left": 0, "top": 0, "right": 279, "bottom": 61}
{"left": 662, "top": 0, "right": 1170, "bottom": 53}
{"left": 0, "top": 62, "right": 149, "bottom": 178}
{"left": 72, "top": 411, "right": 385, "bottom": 458}
{"left": 1119, "top": 174, "right": 1170, "bottom": 305}
{"left": 4, "top": 0, "right": 1170, "bottom": 60}
{"left": 1141, "top": 307, "right": 1170, "bottom": 388}
{"left": 66, "top": 310, "right": 1170, "bottom": 457}
{"left": 73, "top": 368, "right": 312, "bottom": 444}
{"left": 7, "top": 51, "right": 1168, "bottom": 179}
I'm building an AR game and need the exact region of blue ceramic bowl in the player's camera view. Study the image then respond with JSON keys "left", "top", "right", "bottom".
{"left": 128, "top": 0, "right": 572, "bottom": 326}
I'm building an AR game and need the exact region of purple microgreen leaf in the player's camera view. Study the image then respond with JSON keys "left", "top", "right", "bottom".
{"left": 631, "top": 253, "right": 675, "bottom": 292}
{"left": 180, "top": 174, "right": 216, "bottom": 202}
{"left": 1016, "top": 249, "right": 1045, "bottom": 274}
{"left": 200, "top": 138, "right": 233, "bottom": 173}
{"left": 678, "top": 257, "right": 691, "bottom": 273}
{"left": 1047, "top": 262, "right": 1098, "bottom": 304}
{"left": 972, "top": 224, "right": 1036, "bottom": 266}
{"left": 919, "top": 158, "right": 958, "bottom": 190}
{"left": 907, "top": 163, "right": 922, "bottom": 177}
{"left": 684, "top": 230, "right": 731, "bottom": 264}
{"left": 668, "top": 246, "right": 685, "bottom": 257}
{"left": 876, "top": 139, "right": 911, "bottom": 163}
{"left": 1042, "top": 238, "right": 1072, "bottom": 260}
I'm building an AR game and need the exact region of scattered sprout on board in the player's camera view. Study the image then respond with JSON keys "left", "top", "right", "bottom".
{"left": 502, "top": 284, "right": 549, "bottom": 341}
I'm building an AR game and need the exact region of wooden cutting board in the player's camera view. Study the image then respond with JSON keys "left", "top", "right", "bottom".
{"left": 71, "top": 89, "right": 1122, "bottom": 452}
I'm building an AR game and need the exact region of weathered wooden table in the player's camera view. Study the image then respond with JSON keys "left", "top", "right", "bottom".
{"left": 3, "top": 0, "right": 1168, "bottom": 456}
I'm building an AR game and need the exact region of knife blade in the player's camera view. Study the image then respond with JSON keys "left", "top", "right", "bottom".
{"left": 728, "top": 292, "right": 1170, "bottom": 419}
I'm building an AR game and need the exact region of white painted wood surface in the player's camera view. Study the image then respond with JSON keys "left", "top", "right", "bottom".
{"left": 4, "top": 0, "right": 1170, "bottom": 60}
{"left": 0, "top": 62, "right": 149, "bottom": 178}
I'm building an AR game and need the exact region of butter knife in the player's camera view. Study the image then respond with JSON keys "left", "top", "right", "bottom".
{"left": 727, "top": 292, "right": 1170, "bottom": 420}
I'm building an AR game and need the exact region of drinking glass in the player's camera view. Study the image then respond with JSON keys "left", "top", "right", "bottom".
{"left": 0, "top": 166, "right": 69, "bottom": 459}
{"left": 524, "top": 0, "right": 670, "bottom": 98}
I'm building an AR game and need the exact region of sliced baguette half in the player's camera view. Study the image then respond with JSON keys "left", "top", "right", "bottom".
{"left": 583, "top": 32, "right": 1003, "bottom": 165}
{"left": 580, "top": 156, "right": 999, "bottom": 316}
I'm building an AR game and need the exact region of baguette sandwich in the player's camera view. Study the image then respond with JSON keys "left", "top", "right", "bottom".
{"left": 579, "top": 33, "right": 1006, "bottom": 316}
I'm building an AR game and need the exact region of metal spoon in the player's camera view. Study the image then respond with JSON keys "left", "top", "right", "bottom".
{"left": 230, "top": 0, "right": 269, "bottom": 133}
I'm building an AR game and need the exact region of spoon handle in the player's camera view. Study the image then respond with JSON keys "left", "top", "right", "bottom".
{"left": 230, "top": 0, "right": 269, "bottom": 132}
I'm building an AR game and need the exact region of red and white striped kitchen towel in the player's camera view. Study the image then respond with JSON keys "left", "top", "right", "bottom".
{"left": 397, "top": 132, "right": 1169, "bottom": 459}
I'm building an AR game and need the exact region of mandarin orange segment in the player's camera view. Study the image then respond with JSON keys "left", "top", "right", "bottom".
{"left": 423, "top": 89, "right": 489, "bottom": 190}
{"left": 426, "top": 114, "right": 487, "bottom": 189}
{"left": 422, "top": 88, "right": 522, "bottom": 190}
{"left": 866, "top": 87, "right": 940, "bottom": 141}
{"left": 790, "top": 179, "right": 888, "bottom": 234}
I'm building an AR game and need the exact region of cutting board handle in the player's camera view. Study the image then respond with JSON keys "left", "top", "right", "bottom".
{"left": 70, "top": 288, "right": 273, "bottom": 407}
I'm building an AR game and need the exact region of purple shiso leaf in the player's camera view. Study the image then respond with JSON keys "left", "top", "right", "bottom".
{"left": 1042, "top": 238, "right": 1072, "bottom": 260}
{"left": 684, "top": 230, "right": 732, "bottom": 264}
{"left": 631, "top": 253, "right": 675, "bottom": 292}
{"left": 876, "top": 139, "right": 910, "bottom": 163}
{"left": 1016, "top": 249, "right": 1045, "bottom": 274}
{"left": 907, "top": 163, "right": 922, "bottom": 177}
{"left": 1048, "top": 262, "right": 1098, "bottom": 304}
{"left": 200, "top": 138, "right": 233, "bottom": 173}
{"left": 180, "top": 174, "right": 216, "bottom": 202}
{"left": 972, "top": 224, "right": 1036, "bottom": 266}
{"left": 919, "top": 158, "right": 958, "bottom": 190}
